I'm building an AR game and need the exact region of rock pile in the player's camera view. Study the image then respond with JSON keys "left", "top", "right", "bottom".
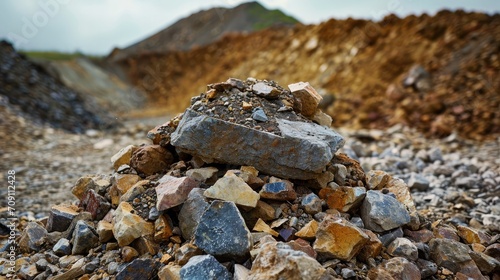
{"left": 3, "top": 79, "right": 499, "bottom": 279}
{"left": 0, "top": 41, "right": 115, "bottom": 133}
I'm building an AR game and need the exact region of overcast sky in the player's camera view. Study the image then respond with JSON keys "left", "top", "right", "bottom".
{"left": 0, "top": 0, "right": 498, "bottom": 55}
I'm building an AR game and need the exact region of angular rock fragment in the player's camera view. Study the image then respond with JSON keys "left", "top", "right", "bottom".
{"left": 259, "top": 180, "right": 296, "bottom": 201}
{"left": 130, "top": 144, "right": 174, "bottom": 176}
{"left": 385, "top": 177, "right": 420, "bottom": 229}
{"left": 79, "top": 189, "right": 111, "bottom": 220}
{"left": 360, "top": 190, "right": 410, "bottom": 232}
{"left": 113, "top": 202, "right": 154, "bottom": 246}
{"left": 319, "top": 186, "right": 366, "bottom": 212}
{"left": 116, "top": 258, "right": 160, "bottom": 280}
{"left": 97, "top": 220, "right": 114, "bottom": 243}
{"left": 194, "top": 201, "right": 252, "bottom": 260}
{"left": 186, "top": 167, "right": 218, "bottom": 184}
{"left": 387, "top": 237, "right": 418, "bottom": 261}
{"left": 109, "top": 174, "right": 141, "bottom": 206}
{"left": 288, "top": 82, "right": 322, "bottom": 117}
{"left": 154, "top": 214, "right": 174, "bottom": 242}
{"left": 204, "top": 172, "right": 259, "bottom": 208}
{"left": 253, "top": 218, "right": 278, "bottom": 237}
{"left": 53, "top": 238, "right": 71, "bottom": 256}
{"left": 111, "top": 145, "right": 137, "bottom": 171}
{"left": 295, "top": 220, "right": 318, "bottom": 240}
{"left": 248, "top": 241, "right": 326, "bottom": 280}
{"left": 456, "top": 225, "right": 490, "bottom": 245}
{"left": 301, "top": 193, "right": 322, "bottom": 214}
{"left": 171, "top": 109, "right": 344, "bottom": 180}
{"left": 46, "top": 204, "right": 79, "bottom": 232}
{"left": 429, "top": 238, "right": 484, "bottom": 278}
{"left": 71, "top": 220, "right": 99, "bottom": 255}
{"left": 178, "top": 188, "right": 210, "bottom": 241}
{"left": 180, "top": 255, "right": 231, "bottom": 280}
{"left": 357, "top": 229, "right": 382, "bottom": 261}
{"left": 366, "top": 170, "right": 390, "bottom": 190}
{"left": 156, "top": 176, "right": 200, "bottom": 211}
{"left": 174, "top": 243, "right": 203, "bottom": 265}
{"left": 313, "top": 216, "right": 369, "bottom": 261}
{"left": 252, "top": 82, "right": 280, "bottom": 99}
{"left": 368, "top": 257, "right": 421, "bottom": 280}
{"left": 158, "top": 263, "right": 182, "bottom": 280}
{"left": 19, "top": 222, "right": 47, "bottom": 253}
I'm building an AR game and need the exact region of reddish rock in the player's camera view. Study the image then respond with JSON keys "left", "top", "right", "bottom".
{"left": 130, "top": 144, "right": 174, "bottom": 176}
{"left": 156, "top": 176, "right": 200, "bottom": 211}
{"left": 404, "top": 228, "right": 434, "bottom": 243}
{"left": 79, "top": 189, "right": 111, "bottom": 220}
{"left": 313, "top": 215, "right": 369, "bottom": 261}
{"left": 288, "top": 238, "right": 317, "bottom": 259}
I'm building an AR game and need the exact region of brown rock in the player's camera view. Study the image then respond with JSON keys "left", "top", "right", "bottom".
{"left": 469, "top": 250, "right": 500, "bottom": 275}
{"left": 174, "top": 243, "right": 203, "bottom": 265}
{"left": 485, "top": 243, "right": 500, "bottom": 259}
{"left": 433, "top": 226, "right": 460, "bottom": 241}
{"left": 46, "top": 204, "right": 79, "bottom": 232}
{"left": 121, "top": 246, "right": 139, "bottom": 262}
{"left": 457, "top": 225, "right": 490, "bottom": 245}
{"left": 97, "top": 220, "right": 114, "bottom": 243}
{"left": 131, "top": 236, "right": 159, "bottom": 256}
{"left": 154, "top": 215, "right": 174, "bottom": 242}
{"left": 242, "top": 200, "right": 276, "bottom": 228}
{"left": 312, "top": 109, "right": 332, "bottom": 126}
{"left": 158, "top": 263, "right": 181, "bottom": 280}
{"left": 119, "top": 180, "right": 148, "bottom": 203}
{"left": 295, "top": 220, "right": 318, "bottom": 240}
{"left": 368, "top": 257, "right": 421, "bottom": 280}
{"left": 403, "top": 228, "right": 434, "bottom": 243}
{"left": 429, "top": 238, "right": 485, "bottom": 279}
{"left": 357, "top": 229, "right": 383, "bottom": 262}
{"left": 288, "top": 82, "right": 322, "bottom": 117}
{"left": 387, "top": 237, "right": 418, "bottom": 261}
{"left": 313, "top": 216, "right": 369, "bottom": 261}
{"left": 19, "top": 222, "right": 47, "bottom": 253}
{"left": 111, "top": 145, "right": 137, "bottom": 171}
{"left": 288, "top": 238, "right": 317, "bottom": 259}
{"left": 72, "top": 176, "right": 98, "bottom": 200}
{"left": 112, "top": 202, "right": 154, "bottom": 246}
{"left": 366, "top": 170, "right": 390, "bottom": 190}
{"left": 130, "top": 144, "right": 174, "bottom": 176}
{"left": 156, "top": 176, "right": 200, "bottom": 211}
{"left": 319, "top": 186, "right": 366, "bottom": 212}
{"left": 109, "top": 174, "right": 141, "bottom": 206}
{"left": 248, "top": 241, "right": 326, "bottom": 280}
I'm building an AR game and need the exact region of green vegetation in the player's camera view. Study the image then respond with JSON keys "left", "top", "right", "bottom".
{"left": 20, "top": 51, "right": 102, "bottom": 61}
{"left": 248, "top": 2, "right": 300, "bottom": 31}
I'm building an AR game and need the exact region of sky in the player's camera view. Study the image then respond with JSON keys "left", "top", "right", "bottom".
{"left": 0, "top": 0, "right": 498, "bottom": 55}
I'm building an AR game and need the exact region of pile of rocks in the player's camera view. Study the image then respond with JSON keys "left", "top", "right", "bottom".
{"left": 0, "top": 41, "right": 115, "bottom": 133}
{"left": 3, "top": 79, "right": 499, "bottom": 279}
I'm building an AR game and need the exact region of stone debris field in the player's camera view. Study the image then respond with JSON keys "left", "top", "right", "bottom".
{"left": 1, "top": 78, "right": 499, "bottom": 280}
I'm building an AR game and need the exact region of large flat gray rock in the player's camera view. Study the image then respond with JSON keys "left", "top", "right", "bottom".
{"left": 171, "top": 109, "right": 344, "bottom": 180}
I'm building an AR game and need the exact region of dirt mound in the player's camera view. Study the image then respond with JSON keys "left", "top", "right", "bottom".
{"left": 108, "top": 1, "right": 299, "bottom": 61}
{"left": 117, "top": 10, "right": 499, "bottom": 140}
{"left": 0, "top": 41, "right": 115, "bottom": 133}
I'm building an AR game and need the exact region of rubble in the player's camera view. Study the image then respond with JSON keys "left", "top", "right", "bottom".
{"left": 3, "top": 78, "right": 499, "bottom": 280}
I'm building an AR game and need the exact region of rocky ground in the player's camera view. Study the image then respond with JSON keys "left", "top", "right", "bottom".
{"left": 1, "top": 79, "right": 498, "bottom": 280}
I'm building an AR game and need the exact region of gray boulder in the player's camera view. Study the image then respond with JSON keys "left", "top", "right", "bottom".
{"left": 171, "top": 109, "right": 344, "bottom": 180}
